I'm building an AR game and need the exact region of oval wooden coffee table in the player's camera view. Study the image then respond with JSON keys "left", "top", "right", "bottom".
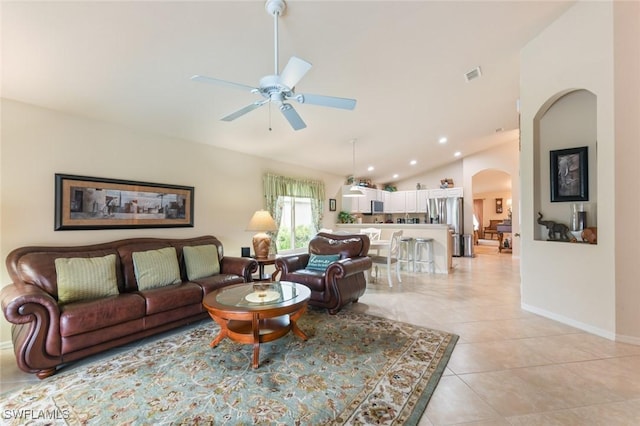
{"left": 202, "top": 281, "right": 311, "bottom": 369}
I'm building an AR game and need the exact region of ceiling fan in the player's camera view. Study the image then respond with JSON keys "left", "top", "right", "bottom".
{"left": 191, "top": 0, "right": 356, "bottom": 131}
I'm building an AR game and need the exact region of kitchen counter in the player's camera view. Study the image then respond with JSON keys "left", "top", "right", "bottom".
{"left": 335, "top": 223, "right": 453, "bottom": 274}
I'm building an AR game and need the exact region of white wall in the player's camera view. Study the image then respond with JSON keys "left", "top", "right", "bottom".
{"left": 0, "top": 99, "right": 344, "bottom": 344}
{"left": 520, "top": 1, "right": 617, "bottom": 338}
{"left": 613, "top": 0, "right": 640, "bottom": 342}
{"left": 394, "top": 161, "right": 463, "bottom": 192}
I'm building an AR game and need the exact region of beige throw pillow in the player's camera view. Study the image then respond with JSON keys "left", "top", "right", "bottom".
{"left": 183, "top": 244, "right": 220, "bottom": 280}
{"left": 132, "top": 247, "right": 181, "bottom": 290}
{"left": 55, "top": 254, "right": 119, "bottom": 304}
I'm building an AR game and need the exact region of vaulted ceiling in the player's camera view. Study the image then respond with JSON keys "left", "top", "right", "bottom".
{"left": 2, "top": 1, "right": 574, "bottom": 184}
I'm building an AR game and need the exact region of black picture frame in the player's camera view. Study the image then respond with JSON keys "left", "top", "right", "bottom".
{"left": 55, "top": 174, "right": 194, "bottom": 230}
{"left": 550, "top": 146, "right": 589, "bottom": 202}
{"left": 329, "top": 198, "right": 337, "bottom": 212}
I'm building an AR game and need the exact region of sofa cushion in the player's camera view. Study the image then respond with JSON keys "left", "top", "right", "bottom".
{"left": 306, "top": 254, "right": 340, "bottom": 271}
{"left": 60, "top": 293, "right": 146, "bottom": 337}
{"left": 140, "top": 282, "right": 203, "bottom": 315}
{"left": 132, "top": 247, "right": 181, "bottom": 290}
{"left": 282, "top": 270, "right": 326, "bottom": 292}
{"left": 183, "top": 244, "right": 220, "bottom": 280}
{"left": 191, "top": 274, "right": 246, "bottom": 296}
{"left": 55, "top": 254, "right": 119, "bottom": 304}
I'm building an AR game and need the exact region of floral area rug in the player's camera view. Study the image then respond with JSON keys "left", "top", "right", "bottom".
{"left": 0, "top": 308, "right": 457, "bottom": 425}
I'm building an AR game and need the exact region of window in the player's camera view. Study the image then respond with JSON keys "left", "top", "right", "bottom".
{"left": 276, "top": 196, "right": 317, "bottom": 253}
{"left": 263, "top": 173, "right": 325, "bottom": 255}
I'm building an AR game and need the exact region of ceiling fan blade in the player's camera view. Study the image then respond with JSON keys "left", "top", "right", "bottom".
{"left": 191, "top": 75, "right": 257, "bottom": 92}
{"left": 279, "top": 56, "right": 312, "bottom": 89}
{"left": 294, "top": 93, "right": 357, "bottom": 110}
{"left": 280, "top": 103, "right": 307, "bottom": 130}
{"left": 221, "top": 100, "right": 267, "bottom": 122}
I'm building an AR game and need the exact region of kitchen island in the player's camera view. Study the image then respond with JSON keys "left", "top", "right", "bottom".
{"left": 335, "top": 224, "right": 453, "bottom": 274}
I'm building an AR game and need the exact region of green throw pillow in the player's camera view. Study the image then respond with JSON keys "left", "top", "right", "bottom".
{"left": 183, "top": 244, "right": 220, "bottom": 280}
{"left": 306, "top": 254, "right": 340, "bottom": 271}
{"left": 55, "top": 254, "right": 119, "bottom": 304}
{"left": 132, "top": 247, "right": 181, "bottom": 290}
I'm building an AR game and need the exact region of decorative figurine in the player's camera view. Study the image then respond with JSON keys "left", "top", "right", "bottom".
{"left": 537, "top": 212, "right": 576, "bottom": 242}
{"left": 581, "top": 227, "right": 597, "bottom": 244}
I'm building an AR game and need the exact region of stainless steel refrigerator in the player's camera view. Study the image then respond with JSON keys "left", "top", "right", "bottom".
{"left": 428, "top": 197, "right": 465, "bottom": 256}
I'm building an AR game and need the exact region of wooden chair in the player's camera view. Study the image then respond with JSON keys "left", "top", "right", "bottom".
{"left": 369, "top": 230, "right": 403, "bottom": 287}
{"left": 483, "top": 220, "right": 502, "bottom": 240}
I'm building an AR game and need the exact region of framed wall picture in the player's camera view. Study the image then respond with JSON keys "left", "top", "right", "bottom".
{"left": 329, "top": 198, "right": 337, "bottom": 212}
{"left": 55, "top": 174, "right": 194, "bottom": 230}
{"left": 495, "top": 198, "right": 503, "bottom": 214}
{"left": 550, "top": 146, "right": 589, "bottom": 202}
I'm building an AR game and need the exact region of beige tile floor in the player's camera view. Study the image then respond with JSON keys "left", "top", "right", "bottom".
{"left": 2, "top": 249, "right": 640, "bottom": 425}
{"left": 349, "top": 248, "right": 640, "bottom": 425}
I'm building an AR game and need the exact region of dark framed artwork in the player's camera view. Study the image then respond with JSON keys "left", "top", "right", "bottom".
{"left": 495, "top": 198, "right": 503, "bottom": 214}
{"left": 329, "top": 198, "right": 337, "bottom": 212}
{"left": 550, "top": 146, "right": 589, "bottom": 202}
{"left": 55, "top": 174, "right": 194, "bottom": 230}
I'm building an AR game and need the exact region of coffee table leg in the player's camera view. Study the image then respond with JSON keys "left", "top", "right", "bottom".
{"left": 208, "top": 314, "right": 229, "bottom": 348}
{"left": 290, "top": 305, "right": 309, "bottom": 341}
{"left": 252, "top": 314, "right": 260, "bottom": 369}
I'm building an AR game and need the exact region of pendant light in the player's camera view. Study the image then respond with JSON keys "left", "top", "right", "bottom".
{"left": 344, "top": 139, "right": 365, "bottom": 197}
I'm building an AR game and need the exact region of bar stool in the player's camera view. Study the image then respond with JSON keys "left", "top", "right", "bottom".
{"left": 414, "top": 237, "right": 435, "bottom": 273}
{"left": 398, "top": 237, "right": 415, "bottom": 272}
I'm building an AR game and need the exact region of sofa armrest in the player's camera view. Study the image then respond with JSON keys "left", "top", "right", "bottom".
{"left": 1, "top": 283, "right": 62, "bottom": 375}
{"left": 275, "top": 254, "right": 311, "bottom": 275}
{"left": 220, "top": 256, "right": 258, "bottom": 282}
{"left": 326, "top": 256, "right": 373, "bottom": 279}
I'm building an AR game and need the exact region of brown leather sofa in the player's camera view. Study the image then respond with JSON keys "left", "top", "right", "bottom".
{"left": 1, "top": 235, "right": 257, "bottom": 379}
{"left": 275, "top": 233, "right": 372, "bottom": 315}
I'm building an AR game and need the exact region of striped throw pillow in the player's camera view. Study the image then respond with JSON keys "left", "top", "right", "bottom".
{"left": 132, "top": 247, "right": 181, "bottom": 290}
{"left": 55, "top": 254, "right": 119, "bottom": 304}
{"left": 183, "top": 244, "right": 220, "bottom": 280}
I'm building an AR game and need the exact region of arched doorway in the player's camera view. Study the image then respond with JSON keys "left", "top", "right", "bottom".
{"left": 472, "top": 169, "right": 512, "bottom": 250}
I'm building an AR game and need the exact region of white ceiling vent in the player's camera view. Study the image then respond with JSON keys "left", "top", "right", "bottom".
{"left": 464, "top": 66, "right": 482, "bottom": 82}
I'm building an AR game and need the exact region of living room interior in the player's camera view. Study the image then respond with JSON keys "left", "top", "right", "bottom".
{"left": 1, "top": 0, "right": 639, "bottom": 424}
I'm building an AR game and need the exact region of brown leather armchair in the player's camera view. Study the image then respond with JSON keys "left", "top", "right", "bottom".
{"left": 275, "top": 233, "right": 372, "bottom": 314}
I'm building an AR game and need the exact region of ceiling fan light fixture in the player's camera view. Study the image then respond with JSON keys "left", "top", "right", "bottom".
{"left": 345, "top": 139, "right": 365, "bottom": 198}
{"left": 191, "top": 0, "right": 356, "bottom": 131}
{"left": 344, "top": 186, "right": 365, "bottom": 198}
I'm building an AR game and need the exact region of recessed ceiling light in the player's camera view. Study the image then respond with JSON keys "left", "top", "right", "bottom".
{"left": 410, "top": 160, "right": 417, "bottom": 166}
{"left": 367, "top": 166, "right": 374, "bottom": 172}
{"left": 439, "top": 137, "right": 447, "bottom": 144}
{"left": 454, "top": 151, "right": 461, "bottom": 157}
{"left": 393, "top": 174, "right": 399, "bottom": 179}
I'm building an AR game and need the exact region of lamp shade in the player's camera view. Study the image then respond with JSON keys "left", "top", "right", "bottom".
{"left": 247, "top": 210, "right": 278, "bottom": 259}
{"left": 246, "top": 210, "right": 278, "bottom": 232}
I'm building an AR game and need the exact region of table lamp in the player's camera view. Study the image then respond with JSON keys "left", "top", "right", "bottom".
{"left": 246, "top": 210, "right": 278, "bottom": 259}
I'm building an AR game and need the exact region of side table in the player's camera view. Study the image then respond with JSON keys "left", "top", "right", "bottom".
{"left": 253, "top": 255, "right": 277, "bottom": 281}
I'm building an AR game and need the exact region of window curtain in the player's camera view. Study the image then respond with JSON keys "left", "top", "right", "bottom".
{"left": 263, "top": 173, "right": 325, "bottom": 253}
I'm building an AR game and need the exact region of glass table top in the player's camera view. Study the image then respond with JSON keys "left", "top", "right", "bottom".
{"left": 214, "top": 281, "right": 308, "bottom": 309}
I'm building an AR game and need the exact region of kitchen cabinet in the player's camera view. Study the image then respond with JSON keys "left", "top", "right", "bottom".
{"left": 342, "top": 187, "right": 463, "bottom": 214}
{"left": 341, "top": 186, "right": 378, "bottom": 213}
{"left": 388, "top": 191, "right": 407, "bottom": 213}
{"left": 417, "top": 189, "right": 430, "bottom": 213}
{"left": 405, "top": 190, "right": 417, "bottom": 213}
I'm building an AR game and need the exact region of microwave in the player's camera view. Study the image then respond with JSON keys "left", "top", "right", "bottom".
{"left": 370, "top": 200, "right": 384, "bottom": 214}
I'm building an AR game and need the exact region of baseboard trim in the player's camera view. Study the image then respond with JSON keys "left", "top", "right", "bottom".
{"left": 614, "top": 333, "right": 640, "bottom": 346}
{"left": 521, "top": 303, "right": 616, "bottom": 341}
